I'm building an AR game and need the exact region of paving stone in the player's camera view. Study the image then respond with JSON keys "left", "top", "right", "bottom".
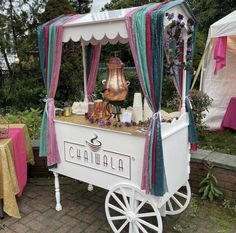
{"left": 9, "top": 222, "right": 29, "bottom": 233}
{"left": 27, "top": 219, "right": 46, "bottom": 232}
{"left": 83, "top": 202, "right": 100, "bottom": 214}
{"left": 67, "top": 205, "right": 86, "bottom": 218}
{"left": 83, "top": 220, "right": 105, "bottom": 233}
{"left": 2, "top": 227, "right": 18, "bottom": 233}
{"left": 68, "top": 221, "right": 89, "bottom": 233}
{"left": 19, "top": 210, "right": 41, "bottom": 224}
{"left": 24, "top": 190, "right": 39, "bottom": 199}
{"left": 51, "top": 224, "right": 73, "bottom": 233}
{"left": 59, "top": 215, "right": 79, "bottom": 227}
{"left": 18, "top": 204, "right": 34, "bottom": 215}
{"left": 2, "top": 177, "right": 235, "bottom": 233}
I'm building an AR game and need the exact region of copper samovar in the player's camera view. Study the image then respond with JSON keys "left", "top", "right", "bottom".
{"left": 102, "top": 57, "right": 130, "bottom": 102}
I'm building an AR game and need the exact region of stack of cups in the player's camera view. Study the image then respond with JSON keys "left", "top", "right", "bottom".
{"left": 132, "top": 92, "right": 143, "bottom": 123}
{"left": 143, "top": 98, "right": 153, "bottom": 121}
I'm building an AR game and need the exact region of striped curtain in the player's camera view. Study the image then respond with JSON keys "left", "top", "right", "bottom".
{"left": 86, "top": 44, "right": 102, "bottom": 102}
{"left": 125, "top": 0, "right": 196, "bottom": 196}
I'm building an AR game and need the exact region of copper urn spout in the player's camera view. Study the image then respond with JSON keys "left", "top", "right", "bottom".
{"left": 102, "top": 57, "right": 130, "bottom": 102}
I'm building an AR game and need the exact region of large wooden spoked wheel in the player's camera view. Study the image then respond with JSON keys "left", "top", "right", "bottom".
{"left": 165, "top": 181, "right": 191, "bottom": 215}
{"left": 105, "top": 183, "right": 163, "bottom": 233}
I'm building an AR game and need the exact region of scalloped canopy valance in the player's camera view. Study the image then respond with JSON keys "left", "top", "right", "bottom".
{"left": 62, "top": 4, "right": 192, "bottom": 45}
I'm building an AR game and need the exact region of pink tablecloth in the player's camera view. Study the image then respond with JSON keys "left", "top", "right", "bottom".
{"left": 221, "top": 97, "right": 236, "bottom": 130}
{"left": 8, "top": 128, "right": 27, "bottom": 197}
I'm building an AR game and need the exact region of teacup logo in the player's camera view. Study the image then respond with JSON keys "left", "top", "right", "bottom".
{"left": 86, "top": 133, "right": 102, "bottom": 152}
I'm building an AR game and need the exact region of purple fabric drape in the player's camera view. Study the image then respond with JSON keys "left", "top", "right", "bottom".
{"left": 86, "top": 44, "right": 102, "bottom": 102}
{"left": 214, "top": 36, "right": 227, "bottom": 75}
{"left": 46, "top": 14, "right": 84, "bottom": 166}
{"left": 125, "top": 2, "right": 168, "bottom": 194}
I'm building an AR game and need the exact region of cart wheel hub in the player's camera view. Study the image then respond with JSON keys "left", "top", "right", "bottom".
{"left": 126, "top": 211, "right": 136, "bottom": 222}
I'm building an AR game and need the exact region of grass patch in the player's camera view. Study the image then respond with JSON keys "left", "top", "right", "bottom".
{"left": 199, "top": 129, "right": 236, "bottom": 155}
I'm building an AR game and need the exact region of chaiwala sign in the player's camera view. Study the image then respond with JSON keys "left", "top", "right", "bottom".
{"left": 64, "top": 133, "right": 131, "bottom": 179}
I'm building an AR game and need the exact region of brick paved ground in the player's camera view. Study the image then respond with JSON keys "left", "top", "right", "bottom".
{"left": 0, "top": 177, "right": 235, "bottom": 233}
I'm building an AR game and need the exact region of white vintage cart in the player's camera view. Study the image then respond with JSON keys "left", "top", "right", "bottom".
{"left": 48, "top": 2, "right": 195, "bottom": 233}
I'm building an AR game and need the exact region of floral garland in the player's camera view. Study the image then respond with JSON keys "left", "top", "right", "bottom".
{"left": 85, "top": 112, "right": 151, "bottom": 128}
{"left": 164, "top": 12, "right": 195, "bottom": 74}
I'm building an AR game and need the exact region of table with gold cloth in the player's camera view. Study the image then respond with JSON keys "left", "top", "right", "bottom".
{"left": 0, "top": 124, "right": 34, "bottom": 219}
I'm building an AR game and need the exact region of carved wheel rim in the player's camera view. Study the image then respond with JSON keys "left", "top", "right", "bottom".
{"left": 166, "top": 181, "right": 191, "bottom": 215}
{"left": 105, "top": 183, "right": 163, "bottom": 233}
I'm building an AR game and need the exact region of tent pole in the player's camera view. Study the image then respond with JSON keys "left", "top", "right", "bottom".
{"left": 82, "top": 40, "right": 88, "bottom": 103}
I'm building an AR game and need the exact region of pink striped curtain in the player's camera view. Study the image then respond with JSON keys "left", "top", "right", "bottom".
{"left": 86, "top": 44, "right": 102, "bottom": 102}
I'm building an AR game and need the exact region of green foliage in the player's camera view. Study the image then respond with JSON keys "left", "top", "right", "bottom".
{"left": 55, "top": 42, "right": 84, "bottom": 107}
{"left": 173, "top": 224, "right": 183, "bottom": 232}
{"left": 0, "top": 0, "right": 46, "bottom": 112}
{"left": 0, "top": 224, "right": 6, "bottom": 230}
{"left": 69, "top": 0, "right": 92, "bottom": 13}
{"left": 198, "top": 161, "right": 223, "bottom": 202}
{"left": 162, "top": 75, "right": 178, "bottom": 109}
{"left": 199, "top": 130, "right": 236, "bottom": 155}
{"left": 222, "top": 199, "right": 236, "bottom": 213}
{"left": 187, "top": 197, "right": 198, "bottom": 217}
{"left": 166, "top": 89, "right": 213, "bottom": 131}
{"left": 0, "top": 108, "right": 42, "bottom": 139}
{"left": 104, "top": 0, "right": 150, "bottom": 10}
{"left": 187, "top": 0, "right": 236, "bottom": 35}
{"left": 189, "top": 89, "right": 213, "bottom": 129}
{"left": 40, "top": 0, "right": 74, "bottom": 23}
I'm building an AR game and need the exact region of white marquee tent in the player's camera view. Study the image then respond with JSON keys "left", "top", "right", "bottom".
{"left": 200, "top": 10, "right": 236, "bottom": 129}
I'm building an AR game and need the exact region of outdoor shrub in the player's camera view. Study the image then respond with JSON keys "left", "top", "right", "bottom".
{"left": 0, "top": 108, "right": 42, "bottom": 139}
{"left": 198, "top": 161, "right": 223, "bottom": 202}
{"left": 167, "top": 89, "right": 212, "bottom": 130}
{"left": 189, "top": 89, "right": 213, "bottom": 129}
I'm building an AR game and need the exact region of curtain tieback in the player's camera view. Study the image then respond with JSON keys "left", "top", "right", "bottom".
{"left": 44, "top": 97, "right": 54, "bottom": 115}
{"left": 152, "top": 111, "right": 161, "bottom": 120}
{"left": 185, "top": 96, "right": 192, "bottom": 109}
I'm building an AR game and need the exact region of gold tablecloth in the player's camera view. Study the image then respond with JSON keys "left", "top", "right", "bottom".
{"left": 0, "top": 124, "right": 34, "bottom": 218}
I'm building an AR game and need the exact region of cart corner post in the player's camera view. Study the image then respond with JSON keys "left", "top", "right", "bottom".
{"left": 53, "top": 172, "right": 62, "bottom": 211}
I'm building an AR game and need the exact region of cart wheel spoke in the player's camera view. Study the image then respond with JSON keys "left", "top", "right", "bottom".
{"left": 110, "top": 216, "right": 127, "bottom": 221}
{"left": 120, "top": 187, "right": 131, "bottom": 210}
{"left": 128, "top": 222, "right": 133, "bottom": 233}
{"left": 117, "top": 220, "right": 129, "bottom": 233}
{"left": 166, "top": 181, "right": 191, "bottom": 216}
{"left": 171, "top": 196, "right": 183, "bottom": 208}
{"left": 175, "top": 191, "right": 188, "bottom": 199}
{"left": 111, "top": 193, "right": 127, "bottom": 211}
{"left": 167, "top": 199, "right": 174, "bottom": 212}
{"left": 136, "top": 221, "right": 148, "bottom": 233}
{"left": 105, "top": 183, "right": 163, "bottom": 233}
{"left": 136, "top": 212, "right": 157, "bottom": 218}
{"left": 134, "top": 199, "right": 147, "bottom": 214}
{"left": 108, "top": 203, "right": 126, "bottom": 215}
{"left": 130, "top": 188, "right": 135, "bottom": 210}
{"left": 136, "top": 218, "right": 160, "bottom": 232}
{"left": 133, "top": 223, "right": 140, "bottom": 233}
